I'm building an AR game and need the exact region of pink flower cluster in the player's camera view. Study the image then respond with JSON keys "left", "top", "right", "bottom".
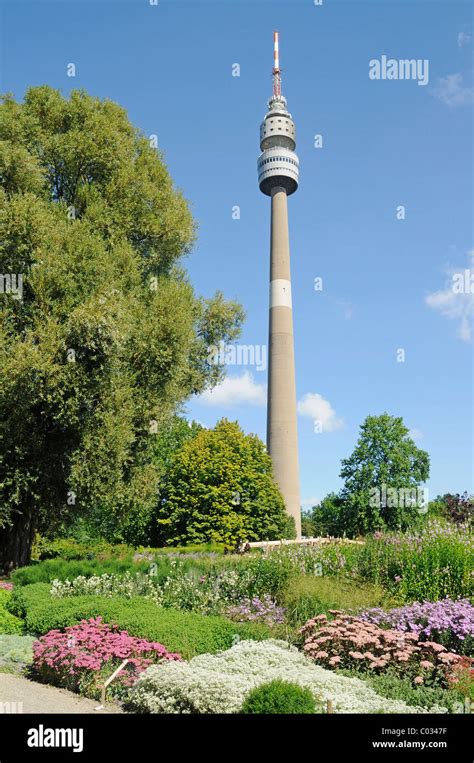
{"left": 32, "top": 618, "right": 181, "bottom": 695}
{"left": 0, "top": 581, "right": 13, "bottom": 590}
{"left": 300, "top": 611, "right": 470, "bottom": 687}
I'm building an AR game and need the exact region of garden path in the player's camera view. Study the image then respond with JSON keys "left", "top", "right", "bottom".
{"left": 0, "top": 674, "right": 122, "bottom": 714}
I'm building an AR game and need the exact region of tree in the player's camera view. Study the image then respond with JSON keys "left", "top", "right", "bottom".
{"left": 338, "top": 413, "right": 430, "bottom": 536}
{"left": 440, "top": 492, "right": 473, "bottom": 525}
{"left": 309, "top": 493, "right": 346, "bottom": 537}
{"left": 154, "top": 419, "right": 292, "bottom": 547}
{"left": 0, "top": 87, "right": 244, "bottom": 570}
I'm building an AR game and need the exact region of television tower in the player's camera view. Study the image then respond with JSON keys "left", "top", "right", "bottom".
{"left": 258, "top": 31, "right": 301, "bottom": 537}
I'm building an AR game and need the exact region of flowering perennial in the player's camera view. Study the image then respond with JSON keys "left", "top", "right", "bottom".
{"left": 32, "top": 617, "right": 181, "bottom": 698}
{"left": 225, "top": 595, "right": 285, "bottom": 627}
{"left": 127, "top": 639, "right": 448, "bottom": 714}
{"left": 360, "top": 598, "right": 474, "bottom": 654}
{"left": 300, "top": 612, "right": 468, "bottom": 687}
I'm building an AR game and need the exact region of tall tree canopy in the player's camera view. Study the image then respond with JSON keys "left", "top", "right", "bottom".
{"left": 0, "top": 87, "right": 244, "bottom": 570}
{"left": 338, "top": 413, "right": 430, "bottom": 535}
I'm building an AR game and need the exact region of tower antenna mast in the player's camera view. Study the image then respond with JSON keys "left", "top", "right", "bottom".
{"left": 273, "top": 30, "right": 282, "bottom": 98}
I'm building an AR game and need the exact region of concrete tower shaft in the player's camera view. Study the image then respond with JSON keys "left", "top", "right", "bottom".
{"left": 258, "top": 32, "right": 301, "bottom": 537}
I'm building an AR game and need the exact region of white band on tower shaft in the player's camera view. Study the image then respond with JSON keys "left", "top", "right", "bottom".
{"left": 270, "top": 279, "right": 292, "bottom": 309}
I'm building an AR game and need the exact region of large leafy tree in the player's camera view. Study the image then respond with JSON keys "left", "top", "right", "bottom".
{"left": 0, "top": 87, "right": 243, "bottom": 570}
{"left": 154, "top": 419, "right": 293, "bottom": 547}
{"left": 338, "top": 413, "right": 430, "bottom": 535}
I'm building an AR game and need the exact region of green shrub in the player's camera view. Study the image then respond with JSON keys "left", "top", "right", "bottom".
{"left": 0, "top": 635, "right": 35, "bottom": 665}
{"left": 11, "top": 557, "right": 165, "bottom": 587}
{"left": 144, "top": 543, "right": 226, "bottom": 556}
{"left": 241, "top": 679, "right": 317, "bottom": 714}
{"left": 339, "top": 670, "right": 464, "bottom": 714}
{"left": 7, "top": 584, "right": 270, "bottom": 659}
{"left": 281, "top": 575, "right": 390, "bottom": 628}
{"left": 0, "top": 590, "right": 24, "bottom": 635}
{"left": 34, "top": 537, "right": 133, "bottom": 562}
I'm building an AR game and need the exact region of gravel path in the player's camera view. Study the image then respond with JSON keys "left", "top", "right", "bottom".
{"left": 0, "top": 673, "right": 122, "bottom": 714}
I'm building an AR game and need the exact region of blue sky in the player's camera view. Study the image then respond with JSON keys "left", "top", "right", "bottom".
{"left": 1, "top": 0, "right": 472, "bottom": 506}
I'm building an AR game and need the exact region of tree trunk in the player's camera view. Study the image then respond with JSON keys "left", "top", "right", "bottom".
{"left": 0, "top": 507, "right": 37, "bottom": 574}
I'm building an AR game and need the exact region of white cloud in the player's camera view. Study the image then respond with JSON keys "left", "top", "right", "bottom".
{"left": 425, "top": 251, "right": 474, "bottom": 342}
{"left": 457, "top": 31, "right": 471, "bottom": 48}
{"left": 432, "top": 72, "right": 474, "bottom": 106}
{"left": 297, "top": 393, "right": 343, "bottom": 432}
{"left": 409, "top": 428, "right": 424, "bottom": 441}
{"left": 198, "top": 371, "right": 266, "bottom": 407}
{"left": 301, "top": 496, "right": 321, "bottom": 509}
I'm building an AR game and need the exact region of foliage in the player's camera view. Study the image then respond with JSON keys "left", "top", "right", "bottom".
{"left": 360, "top": 599, "right": 474, "bottom": 656}
{"left": 31, "top": 617, "right": 180, "bottom": 699}
{"left": 33, "top": 537, "right": 133, "bottom": 562}
{"left": 10, "top": 557, "right": 164, "bottom": 587}
{"left": 355, "top": 521, "right": 473, "bottom": 602}
{"left": 0, "top": 86, "right": 244, "bottom": 570}
{"left": 240, "top": 679, "right": 316, "bottom": 714}
{"left": 0, "top": 589, "right": 24, "bottom": 634}
{"left": 340, "top": 670, "right": 466, "bottom": 714}
{"left": 154, "top": 419, "right": 291, "bottom": 547}
{"left": 300, "top": 612, "right": 467, "bottom": 687}
{"left": 126, "top": 639, "right": 446, "bottom": 714}
{"left": 281, "top": 575, "right": 389, "bottom": 628}
{"left": 0, "top": 635, "right": 35, "bottom": 665}
{"left": 309, "top": 493, "right": 346, "bottom": 537}
{"left": 440, "top": 493, "right": 473, "bottom": 526}
{"left": 338, "top": 414, "right": 430, "bottom": 536}
{"left": 6, "top": 583, "right": 270, "bottom": 659}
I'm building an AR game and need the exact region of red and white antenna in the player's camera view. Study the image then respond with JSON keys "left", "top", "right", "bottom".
{"left": 272, "top": 30, "right": 282, "bottom": 98}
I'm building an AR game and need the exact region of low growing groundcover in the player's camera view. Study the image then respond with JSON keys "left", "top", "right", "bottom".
{"left": 7, "top": 583, "right": 271, "bottom": 659}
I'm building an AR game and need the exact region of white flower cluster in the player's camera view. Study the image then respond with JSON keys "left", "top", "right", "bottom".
{"left": 50, "top": 572, "right": 158, "bottom": 600}
{"left": 128, "top": 639, "right": 448, "bottom": 714}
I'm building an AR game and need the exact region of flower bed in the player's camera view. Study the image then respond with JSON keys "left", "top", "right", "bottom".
{"left": 300, "top": 612, "right": 468, "bottom": 687}
{"left": 7, "top": 583, "right": 271, "bottom": 659}
{"left": 360, "top": 598, "right": 474, "bottom": 655}
{"left": 32, "top": 618, "right": 181, "bottom": 699}
{"left": 126, "top": 639, "right": 448, "bottom": 714}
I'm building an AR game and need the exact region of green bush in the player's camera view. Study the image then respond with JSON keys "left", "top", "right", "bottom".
{"left": 7, "top": 584, "right": 270, "bottom": 659}
{"left": 339, "top": 670, "right": 464, "bottom": 714}
{"left": 11, "top": 557, "right": 165, "bottom": 587}
{"left": 34, "top": 537, "right": 133, "bottom": 562}
{"left": 281, "top": 575, "right": 390, "bottom": 628}
{"left": 0, "top": 635, "right": 35, "bottom": 665}
{"left": 0, "top": 589, "right": 24, "bottom": 635}
{"left": 241, "top": 679, "right": 317, "bottom": 714}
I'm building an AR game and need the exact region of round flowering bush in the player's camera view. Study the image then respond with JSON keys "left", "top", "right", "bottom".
{"left": 126, "top": 639, "right": 448, "bottom": 714}
{"left": 32, "top": 617, "right": 181, "bottom": 699}
{"left": 360, "top": 599, "right": 474, "bottom": 655}
{"left": 300, "top": 612, "right": 468, "bottom": 688}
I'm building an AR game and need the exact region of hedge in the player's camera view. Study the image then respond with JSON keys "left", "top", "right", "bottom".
{"left": 11, "top": 557, "right": 165, "bottom": 587}
{"left": 0, "top": 589, "right": 24, "bottom": 635}
{"left": 34, "top": 537, "right": 226, "bottom": 562}
{"left": 7, "top": 584, "right": 271, "bottom": 659}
